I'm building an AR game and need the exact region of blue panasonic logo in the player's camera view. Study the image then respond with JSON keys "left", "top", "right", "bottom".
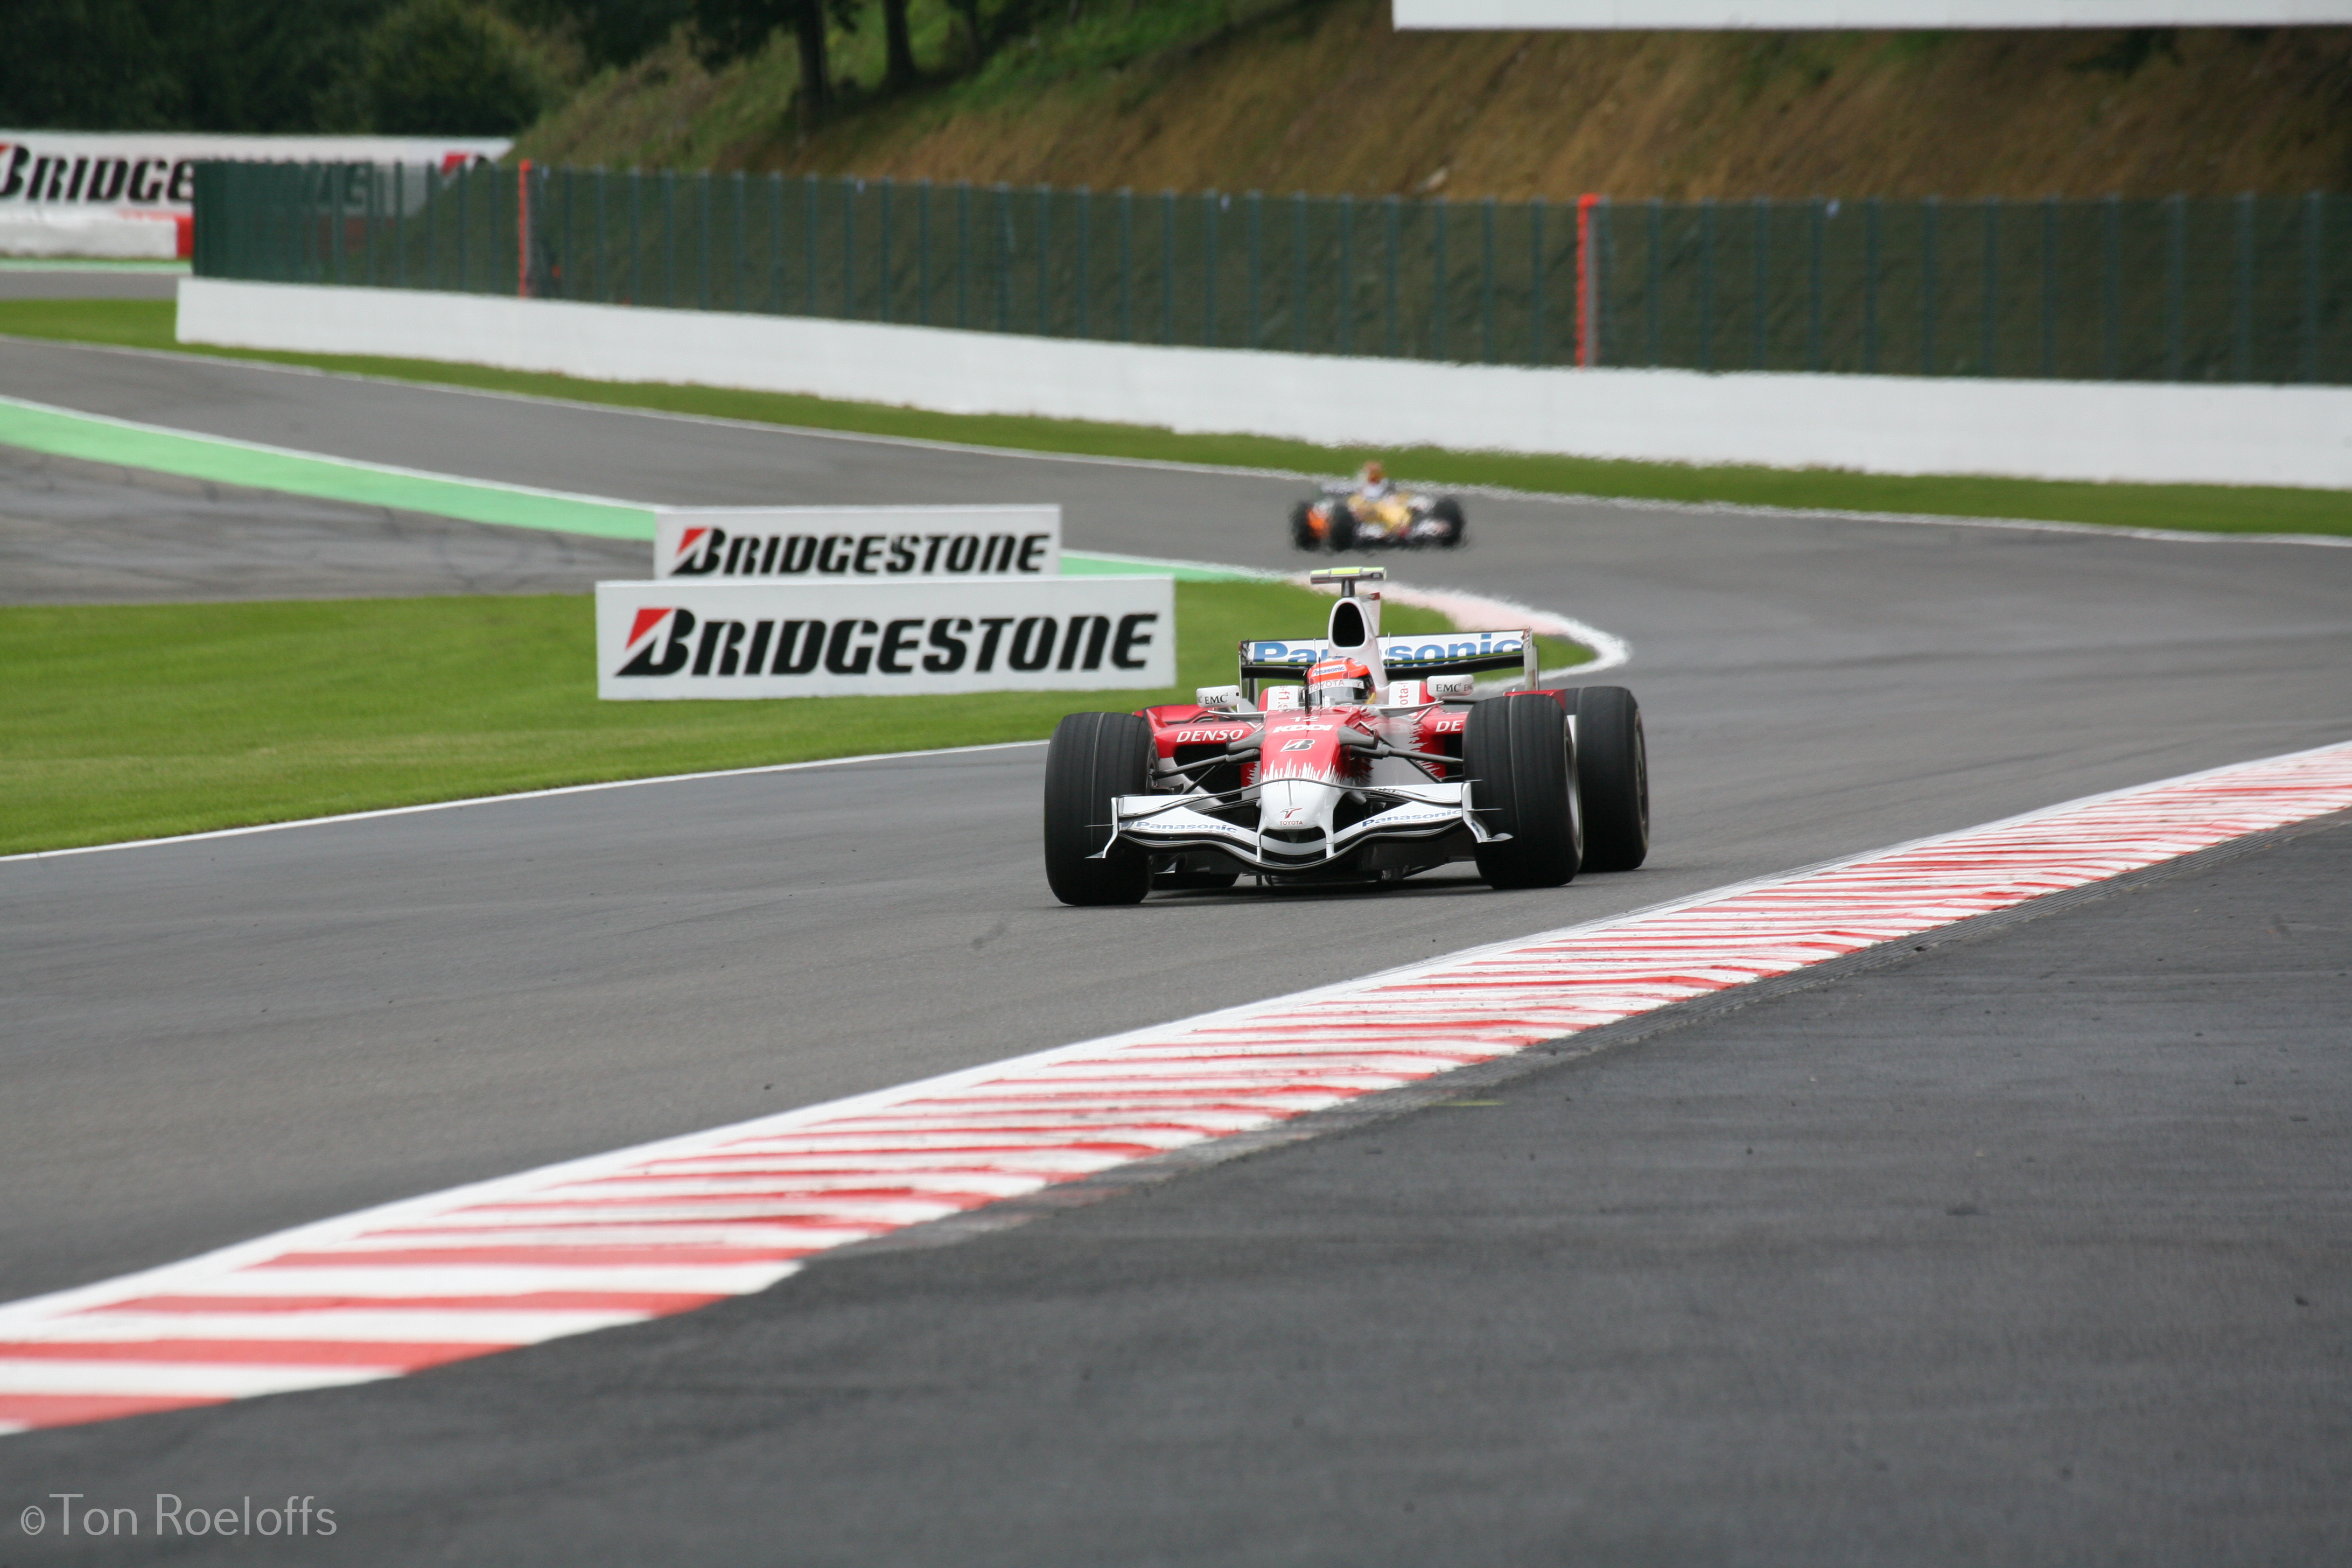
{"left": 1248, "top": 634, "right": 1524, "bottom": 667}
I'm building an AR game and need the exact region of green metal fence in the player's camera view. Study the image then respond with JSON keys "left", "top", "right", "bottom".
{"left": 194, "top": 161, "right": 2352, "bottom": 384}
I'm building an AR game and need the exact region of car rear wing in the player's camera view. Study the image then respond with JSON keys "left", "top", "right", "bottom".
{"left": 1237, "top": 631, "right": 1538, "bottom": 699}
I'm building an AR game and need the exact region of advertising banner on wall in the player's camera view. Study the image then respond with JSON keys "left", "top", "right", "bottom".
{"left": 596, "top": 575, "right": 1174, "bottom": 699}
{"left": 650, "top": 505, "right": 1061, "bottom": 580}
{"left": 0, "top": 132, "right": 510, "bottom": 257}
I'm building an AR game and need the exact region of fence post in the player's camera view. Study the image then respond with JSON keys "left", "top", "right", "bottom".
{"left": 697, "top": 170, "right": 712, "bottom": 310}
{"left": 1922, "top": 195, "right": 1940, "bottom": 374}
{"left": 2302, "top": 190, "right": 2322, "bottom": 383}
{"left": 394, "top": 164, "right": 407, "bottom": 290}
{"left": 1528, "top": 196, "right": 1545, "bottom": 365}
{"left": 1161, "top": 190, "right": 1175, "bottom": 345}
{"left": 1980, "top": 198, "right": 1998, "bottom": 376}
{"left": 1075, "top": 186, "right": 1090, "bottom": 339}
{"left": 1863, "top": 197, "right": 1880, "bottom": 373}
{"left": 957, "top": 181, "right": 971, "bottom": 330}
{"left": 1574, "top": 193, "right": 1598, "bottom": 367}
{"left": 1806, "top": 198, "right": 1823, "bottom": 370}
{"left": 1384, "top": 195, "right": 1400, "bottom": 357}
{"left": 1752, "top": 197, "right": 1768, "bottom": 370}
{"left": 2232, "top": 192, "right": 2252, "bottom": 381}
{"left": 918, "top": 179, "right": 931, "bottom": 326}
{"left": 996, "top": 184, "right": 1012, "bottom": 334}
{"left": 804, "top": 175, "right": 818, "bottom": 315}
{"left": 1432, "top": 198, "right": 1448, "bottom": 361}
{"left": 1205, "top": 192, "right": 1220, "bottom": 346}
{"left": 2164, "top": 192, "right": 2186, "bottom": 380}
{"left": 1119, "top": 188, "right": 1132, "bottom": 341}
{"left": 2041, "top": 197, "right": 2056, "bottom": 378}
{"left": 1293, "top": 192, "right": 1308, "bottom": 352}
{"left": 1341, "top": 192, "right": 1356, "bottom": 356}
{"left": 365, "top": 164, "right": 379, "bottom": 288}
{"left": 1036, "top": 186, "right": 1052, "bottom": 335}
{"left": 1246, "top": 191, "right": 1262, "bottom": 348}
{"left": 2101, "top": 193, "right": 2120, "bottom": 379}
{"left": 844, "top": 179, "right": 858, "bottom": 320}
{"left": 663, "top": 170, "right": 679, "bottom": 308}
{"left": 1699, "top": 197, "right": 1716, "bottom": 373}
{"left": 1481, "top": 195, "right": 1497, "bottom": 363}
{"left": 1645, "top": 199, "right": 1661, "bottom": 367}
{"left": 769, "top": 173, "right": 783, "bottom": 312}
{"left": 1593, "top": 198, "right": 1610, "bottom": 366}
{"left": 880, "top": 177, "right": 895, "bottom": 323}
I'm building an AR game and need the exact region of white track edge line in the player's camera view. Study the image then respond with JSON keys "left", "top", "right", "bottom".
{"left": 6, "top": 732, "right": 2343, "bottom": 1334}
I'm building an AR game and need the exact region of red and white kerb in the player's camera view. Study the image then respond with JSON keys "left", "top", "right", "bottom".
{"left": 3, "top": 739, "right": 2349, "bottom": 1436}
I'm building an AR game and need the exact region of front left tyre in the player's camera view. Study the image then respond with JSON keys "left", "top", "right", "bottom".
{"left": 1464, "top": 694, "right": 1583, "bottom": 889}
{"left": 1289, "top": 501, "right": 1319, "bottom": 551}
{"left": 1044, "top": 711, "right": 1156, "bottom": 905}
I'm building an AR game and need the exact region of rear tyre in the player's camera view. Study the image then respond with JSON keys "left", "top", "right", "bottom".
{"left": 1043, "top": 711, "right": 1155, "bottom": 906}
{"left": 1430, "top": 496, "right": 1467, "bottom": 547}
{"left": 1464, "top": 694, "right": 1582, "bottom": 889}
{"left": 1289, "top": 501, "right": 1319, "bottom": 551}
{"left": 1325, "top": 506, "right": 1359, "bottom": 552}
{"left": 1570, "top": 685, "right": 1648, "bottom": 871}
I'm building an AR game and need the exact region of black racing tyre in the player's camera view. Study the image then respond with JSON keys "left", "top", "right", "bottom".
{"left": 1430, "top": 496, "right": 1467, "bottom": 547}
{"left": 1572, "top": 685, "right": 1649, "bottom": 872}
{"left": 1289, "top": 500, "right": 1319, "bottom": 551}
{"left": 1043, "top": 711, "right": 1155, "bottom": 905}
{"left": 1325, "top": 505, "right": 1359, "bottom": 552}
{"left": 1464, "top": 694, "right": 1582, "bottom": 889}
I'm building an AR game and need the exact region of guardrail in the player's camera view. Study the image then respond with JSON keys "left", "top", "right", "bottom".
{"left": 193, "top": 161, "right": 2352, "bottom": 386}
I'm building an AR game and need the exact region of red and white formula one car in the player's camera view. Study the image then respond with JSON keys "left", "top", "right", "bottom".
{"left": 1042, "top": 568, "right": 1647, "bottom": 905}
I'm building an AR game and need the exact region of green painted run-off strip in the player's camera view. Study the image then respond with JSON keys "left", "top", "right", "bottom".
{"left": 0, "top": 395, "right": 657, "bottom": 541}
{"left": 0, "top": 394, "right": 1261, "bottom": 579}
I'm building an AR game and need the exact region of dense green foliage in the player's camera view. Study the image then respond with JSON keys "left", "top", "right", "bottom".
{"left": 360, "top": 0, "right": 556, "bottom": 134}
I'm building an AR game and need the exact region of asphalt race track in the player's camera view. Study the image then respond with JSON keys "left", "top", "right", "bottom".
{"left": 2, "top": 331, "right": 2349, "bottom": 1560}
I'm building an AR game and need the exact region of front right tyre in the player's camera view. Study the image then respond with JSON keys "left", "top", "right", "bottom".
{"left": 1570, "top": 685, "right": 1649, "bottom": 871}
{"left": 1043, "top": 711, "right": 1156, "bottom": 905}
{"left": 1464, "top": 694, "right": 1583, "bottom": 889}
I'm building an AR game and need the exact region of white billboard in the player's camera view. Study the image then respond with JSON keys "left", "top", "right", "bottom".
{"left": 596, "top": 576, "right": 1175, "bottom": 699}
{"left": 1395, "top": 2, "right": 2352, "bottom": 25}
{"left": 651, "top": 505, "right": 1060, "bottom": 580}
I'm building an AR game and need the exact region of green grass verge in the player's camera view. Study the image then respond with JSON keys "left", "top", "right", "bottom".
{"left": 3, "top": 582, "right": 1528, "bottom": 855}
{"left": 5, "top": 298, "right": 2346, "bottom": 537}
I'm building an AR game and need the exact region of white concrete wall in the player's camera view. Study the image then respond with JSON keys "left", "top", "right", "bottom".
{"left": 1392, "top": 1, "right": 2352, "bottom": 26}
{"left": 1, "top": 211, "right": 180, "bottom": 259}
{"left": 178, "top": 278, "right": 2352, "bottom": 491}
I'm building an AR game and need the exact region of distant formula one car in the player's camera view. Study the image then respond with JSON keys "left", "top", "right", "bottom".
{"left": 1043, "top": 568, "right": 1646, "bottom": 905}
{"left": 1290, "top": 462, "right": 1466, "bottom": 552}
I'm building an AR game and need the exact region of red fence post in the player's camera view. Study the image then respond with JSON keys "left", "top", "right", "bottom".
{"left": 517, "top": 159, "right": 532, "bottom": 298}
{"left": 1576, "top": 192, "right": 1600, "bottom": 368}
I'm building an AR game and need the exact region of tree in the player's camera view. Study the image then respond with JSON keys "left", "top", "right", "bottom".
{"left": 881, "top": 0, "right": 915, "bottom": 90}
{"left": 359, "top": 0, "right": 551, "bottom": 135}
{"left": 691, "top": 0, "right": 856, "bottom": 128}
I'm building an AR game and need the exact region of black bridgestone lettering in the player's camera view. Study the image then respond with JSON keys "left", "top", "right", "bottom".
{"left": 772, "top": 619, "right": 824, "bottom": 674}
{"left": 1007, "top": 616, "right": 1056, "bottom": 672}
{"left": 87, "top": 159, "right": 127, "bottom": 203}
{"left": 923, "top": 617, "right": 970, "bottom": 673}
{"left": 921, "top": 535, "right": 948, "bottom": 572}
{"left": 825, "top": 618, "right": 878, "bottom": 674}
{"left": 724, "top": 535, "right": 753, "bottom": 574}
{"left": 1112, "top": 612, "right": 1158, "bottom": 670}
{"left": 982, "top": 534, "right": 1017, "bottom": 572}
{"left": 854, "top": 536, "right": 885, "bottom": 573}
{"left": 819, "top": 535, "right": 855, "bottom": 573}
{"left": 167, "top": 160, "right": 194, "bottom": 202}
{"left": 1019, "top": 534, "right": 1049, "bottom": 572}
{"left": 887, "top": 535, "right": 917, "bottom": 573}
{"left": 0, "top": 146, "right": 26, "bottom": 200}
{"left": 743, "top": 619, "right": 775, "bottom": 672}
{"left": 615, "top": 608, "right": 696, "bottom": 676}
{"left": 946, "top": 536, "right": 980, "bottom": 573}
{"left": 759, "top": 536, "right": 781, "bottom": 574}
{"left": 778, "top": 535, "right": 816, "bottom": 574}
{"left": 127, "top": 158, "right": 163, "bottom": 203}
{"left": 1057, "top": 614, "right": 1111, "bottom": 671}
{"left": 877, "top": 618, "right": 925, "bottom": 674}
{"left": 695, "top": 619, "right": 746, "bottom": 676}
{"left": 973, "top": 616, "right": 1014, "bottom": 671}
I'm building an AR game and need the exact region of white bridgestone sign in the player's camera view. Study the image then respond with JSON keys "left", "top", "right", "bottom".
{"left": 650, "top": 505, "right": 1060, "bottom": 580}
{"left": 597, "top": 576, "right": 1175, "bottom": 699}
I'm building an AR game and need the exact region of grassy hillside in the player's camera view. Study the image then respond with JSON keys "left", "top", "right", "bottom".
{"left": 514, "top": 1, "right": 2352, "bottom": 199}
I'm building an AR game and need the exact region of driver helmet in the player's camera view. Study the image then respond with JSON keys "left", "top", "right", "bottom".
{"left": 1307, "top": 656, "right": 1374, "bottom": 706}
{"left": 1359, "top": 460, "right": 1386, "bottom": 487}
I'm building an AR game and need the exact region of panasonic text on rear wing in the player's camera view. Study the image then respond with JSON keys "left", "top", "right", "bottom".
{"left": 1238, "top": 631, "right": 1537, "bottom": 690}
